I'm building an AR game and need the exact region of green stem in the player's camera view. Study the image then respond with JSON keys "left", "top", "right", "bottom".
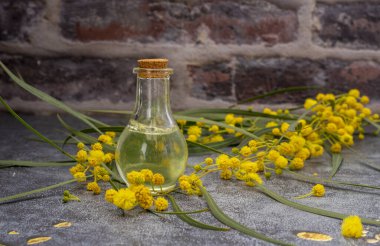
{"left": 167, "top": 195, "right": 230, "bottom": 231}
{"left": 284, "top": 170, "right": 380, "bottom": 190}
{"left": 149, "top": 208, "right": 209, "bottom": 215}
{"left": 294, "top": 192, "right": 312, "bottom": 199}
{"left": 257, "top": 184, "right": 380, "bottom": 226}
{"left": 0, "top": 178, "right": 80, "bottom": 203}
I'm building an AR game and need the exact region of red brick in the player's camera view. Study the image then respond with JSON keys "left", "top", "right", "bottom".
{"left": 190, "top": 58, "right": 380, "bottom": 104}
{"left": 189, "top": 62, "right": 233, "bottom": 100}
{"left": 61, "top": 0, "right": 298, "bottom": 45}
{"left": 327, "top": 61, "right": 380, "bottom": 98}
{"left": 314, "top": 3, "right": 380, "bottom": 49}
{"left": 234, "top": 58, "right": 323, "bottom": 103}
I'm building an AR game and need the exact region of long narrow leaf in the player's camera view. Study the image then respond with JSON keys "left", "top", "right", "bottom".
{"left": 62, "top": 126, "right": 124, "bottom": 147}
{"left": 257, "top": 185, "right": 380, "bottom": 226}
{"left": 88, "top": 109, "right": 132, "bottom": 115}
{"left": 284, "top": 170, "right": 380, "bottom": 190}
{"left": 329, "top": 153, "right": 343, "bottom": 178}
{"left": 57, "top": 115, "right": 115, "bottom": 153}
{"left": 167, "top": 195, "right": 229, "bottom": 231}
{"left": 0, "top": 160, "right": 75, "bottom": 167}
{"left": 177, "top": 108, "right": 297, "bottom": 121}
{"left": 359, "top": 161, "right": 380, "bottom": 172}
{"left": 364, "top": 118, "right": 380, "bottom": 131}
{"left": 0, "top": 178, "right": 81, "bottom": 203}
{"left": 187, "top": 141, "right": 231, "bottom": 156}
{"left": 200, "top": 186, "right": 291, "bottom": 245}
{"left": 174, "top": 115, "right": 260, "bottom": 140}
{"left": 230, "top": 86, "right": 322, "bottom": 107}
{"left": 189, "top": 137, "right": 240, "bottom": 150}
{"left": 237, "top": 127, "right": 273, "bottom": 148}
{"left": 0, "top": 62, "right": 107, "bottom": 133}
{"left": 150, "top": 208, "right": 209, "bottom": 215}
{"left": 101, "top": 163, "right": 125, "bottom": 184}
{"left": 0, "top": 97, "right": 75, "bottom": 160}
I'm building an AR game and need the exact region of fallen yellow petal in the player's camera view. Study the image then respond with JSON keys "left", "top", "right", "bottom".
{"left": 53, "top": 221, "right": 72, "bottom": 228}
{"left": 27, "top": 237, "right": 52, "bottom": 245}
{"left": 8, "top": 230, "right": 19, "bottom": 235}
{"left": 297, "top": 232, "right": 333, "bottom": 242}
{"left": 367, "top": 239, "right": 379, "bottom": 244}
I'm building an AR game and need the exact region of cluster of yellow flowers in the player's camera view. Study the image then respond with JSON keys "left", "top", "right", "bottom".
{"left": 69, "top": 132, "right": 116, "bottom": 194}
{"left": 178, "top": 173, "right": 204, "bottom": 195}
{"left": 179, "top": 113, "right": 245, "bottom": 144}
{"left": 304, "top": 89, "right": 378, "bottom": 152}
{"left": 178, "top": 89, "right": 379, "bottom": 202}
{"left": 104, "top": 169, "right": 169, "bottom": 211}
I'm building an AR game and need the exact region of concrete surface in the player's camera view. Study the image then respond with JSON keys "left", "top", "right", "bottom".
{"left": 0, "top": 113, "right": 379, "bottom": 245}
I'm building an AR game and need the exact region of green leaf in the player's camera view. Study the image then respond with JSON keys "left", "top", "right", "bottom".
{"left": 150, "top": 208, "right": 209, "bottom": 215}
{"left": 188, "top": 137, "right": 240, "bottom": 154}
{"left": 230, "top": 86, "right": 322, "bottom": 107}
{"left": 187, "top": 141, "right": 231, "bottom": 156}
{"left": 87, "top": 109, "right": 132, "bottom": 115}
{"left": 0, "top": 97, "right": 75, "bottom": 160}
{"left": 200, "top": 186, "right": 292, "bottom": 245}
{"left": 174, "top": 115, "right": 260, "bottom": 140}
{"left": 237, "top": 127, "right": 273, "bottom": 148}
{"left": 101, "top": 163, "right": 125, "bottom": 184}
{"left": 109, "top": 179, "right": 121, "bottom": 191}
{"left": 0, "top": 62, "right": 107, "bottom": 133}
{"left": 0, "top": 160, "right": 75, "bottom": 167}
{"left": 177, "top": 108, "right": 297, "bottom": 121}
{"left": 257, "top": 185, "right": 380, "bottom": 226}
{"left": 359, "top": 161, "right": 380, "bottom": 172}
{"left": 28, "top": 138, "right": 77, "bottom": 145}
{"left": 62, "top": 126, "right": 124, "bottom": 148}
{"left": 69, "top": 126, "right": 125, "bottom": 134}
{"left": 57, "top": 115, "right": 115, "bottom": 153}
{"left": 284, "top": 170, "right": 380, "bottom": 190}
{"left": 329, "top": 153, "right": 343, "bottom": 178}
{"left": 364, "top": 118, "right": 380, "bottom": 131}
{"left": 0, "top": 178, "right": 82, "bottom": 204}
{"left": 167, "top": 195, "right": 230, "bottom": 231}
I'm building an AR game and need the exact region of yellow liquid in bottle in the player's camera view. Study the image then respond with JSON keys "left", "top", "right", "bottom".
{"left": 116, "top": 120, "right": 188, "bottom": 192}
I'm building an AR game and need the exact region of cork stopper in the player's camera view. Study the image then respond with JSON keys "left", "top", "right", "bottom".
{"left": 138, "top": 59, "right": 168, "bottom": 69}
{"left": 136, "top": 58, "right": 171, "bottom": 78}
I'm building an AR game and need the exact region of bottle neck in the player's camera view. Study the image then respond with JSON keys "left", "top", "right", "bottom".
{"left": 132, "top": 77, "right": 175, "bottom": 128}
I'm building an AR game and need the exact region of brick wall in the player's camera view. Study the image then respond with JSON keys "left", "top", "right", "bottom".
{"left": 1, "top": 0, "right": 380, "bottom": 112}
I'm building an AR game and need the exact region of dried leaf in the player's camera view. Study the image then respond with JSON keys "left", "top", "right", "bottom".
{"left": 53, "top": 221, "right": 72, "bottom": 228}
{"left": 367, "top": 239, "right": 379, "bottom": 244}
{"left": 297, "top": 232, "right": 332, "bottom": 242}
{"left": 27, "top": 237, "right": 52, "bottom": 245}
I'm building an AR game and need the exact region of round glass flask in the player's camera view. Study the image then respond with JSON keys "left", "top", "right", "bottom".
{"left": 115, "top": 59, "right": 188, "bottom": 192}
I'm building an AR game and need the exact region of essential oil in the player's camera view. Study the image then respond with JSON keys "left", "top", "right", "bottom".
{"left": 115, "top": 59, "right": 188, "bottom": 191}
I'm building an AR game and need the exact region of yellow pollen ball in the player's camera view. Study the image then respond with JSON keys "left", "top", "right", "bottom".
{"left": 341, "top": 215, "right": 363, "bottom": 238}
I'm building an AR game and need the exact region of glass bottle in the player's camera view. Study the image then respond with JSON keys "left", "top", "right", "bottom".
{"left": 115, "top": 59, "right": 188, "bottom": 192}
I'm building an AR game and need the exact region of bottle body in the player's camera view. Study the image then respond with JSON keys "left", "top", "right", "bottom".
{"left": 116, "top": 67, "right": 188, "bottom": 191}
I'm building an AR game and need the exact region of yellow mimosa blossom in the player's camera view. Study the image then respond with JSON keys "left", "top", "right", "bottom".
{"left": 341, "top": 215, "right": 363, "bottom": 238}
{"left": 113, "top": 188, "right": 137, "bottom": 210}
{"left": 155, "top": 197, "right": 169, "bottom": 211}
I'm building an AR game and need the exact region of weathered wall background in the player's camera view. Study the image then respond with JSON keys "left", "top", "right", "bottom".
{"left": 1, "top": 0, "right": 380, "bottom": 112}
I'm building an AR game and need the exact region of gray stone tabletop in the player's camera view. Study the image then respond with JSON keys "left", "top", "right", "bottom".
{"left": 0, "top": 113, "right": 379, "bottom": 246}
